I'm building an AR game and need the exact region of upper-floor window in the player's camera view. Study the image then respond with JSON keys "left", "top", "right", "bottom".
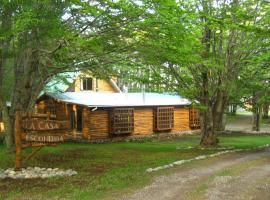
{"left": 81, "top": 78, "right": 93, "bottom": 90}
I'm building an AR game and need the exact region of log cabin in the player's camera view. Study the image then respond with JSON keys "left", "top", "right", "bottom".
{"left": 1, "top": 72, "right": 200, "bottom": 140}
{"left": 36, "top": 92, "right": 200, "bottom": 140}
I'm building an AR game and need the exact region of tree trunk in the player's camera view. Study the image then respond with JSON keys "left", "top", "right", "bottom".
{"left": 0, "top": 4, "right": 14, "bottom": 150}
{"left": 230, "top": 104, "right": 237, "bottom": 115}
{"left": 199, "top": 1, "right": 219, "bottom": 146}
{"left": 252, "top": 92, "right": 261, "bottom": 131}
{"left": 0, "top": 99, "right": 13, "bottom": 149}
{"left": 1, "top": 42, "right": 48, "bottom": 148}
{"left": 212, "top": 90, "right": 228, "bottom": 131}
{"left": 199, "top": 70, "right": 219, "bottom": 146}
{"left": 4, "top": 118, "right": 14, "bottom": 149}
{"left": 262, "top": 102, "right": 269, "bottom": 119}
{"left": 200, "top": 106, "right": 218, "bottom": 146}
{"left": 252, "top": 107, "right": 261, "bottom": 131}
{"left": 213, "top": 113, "right": 227, "bottom": 131}
{"left": 200, "top": 93, "right": 226, "bottom": 145}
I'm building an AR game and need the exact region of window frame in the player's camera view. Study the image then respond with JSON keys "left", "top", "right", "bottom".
{"left": 189, "top": 108, "right": 200, "bottom": 128}
{"left": 44, "top": 99, "right": 57, "bottom": 115}
{"left": 81, "top": 77, "right": 93, "bottom": 91}
{"left": 154, "top": 107, "right": 174, "bottom": 131}
{"left": 110, "top": 108, "right": 134, "bottom": 135}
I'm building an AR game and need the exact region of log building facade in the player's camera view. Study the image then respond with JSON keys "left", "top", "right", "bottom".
{"left": 1, "top": 73, "right": 200, "bottom": 139}
{"left": 36, "top": 92, "right": 200, "bottom": 140}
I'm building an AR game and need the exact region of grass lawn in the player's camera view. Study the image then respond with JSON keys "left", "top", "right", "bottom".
{"left": 1, "top": 134, "right": 270, "bottom": 200}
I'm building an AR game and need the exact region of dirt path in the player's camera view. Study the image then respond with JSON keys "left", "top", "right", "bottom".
{"left": 121, "top": 148, "right": 270, "bottom": 200}
{"left": 226, "top": 114, "right": 270, "bottom": 132}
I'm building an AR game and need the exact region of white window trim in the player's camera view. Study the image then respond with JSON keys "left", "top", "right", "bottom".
{"left": 80, "top": 78, "right": 93, "bottom": 91}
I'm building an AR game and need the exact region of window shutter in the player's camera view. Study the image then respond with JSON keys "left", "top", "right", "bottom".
{"left": 110, "top": 108, "right": 134, "bottom": 135}
{"left": 189, "top": 108, "right": 200, "bottom": 128}
{"left": 154, "top": 107, "right": 174, "bottom": 131}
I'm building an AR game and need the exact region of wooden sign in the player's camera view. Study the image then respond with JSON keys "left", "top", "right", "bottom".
{"left": 24, "top": 134, "right": 65, "bottom": 143}
{"left": 15, "top": 112, "right": 68, "bottom": 170}
{"left": 22, "top": 119, "right": 62, "bottom": 131}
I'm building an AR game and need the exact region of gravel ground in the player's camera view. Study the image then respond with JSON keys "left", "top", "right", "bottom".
{"left": 120, "top": 148, "right": 270, "bottom": 200}
{"left": 226, "top": 114, "right": 270, "bottom": 132}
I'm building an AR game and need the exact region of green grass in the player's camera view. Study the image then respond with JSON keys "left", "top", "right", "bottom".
{"left": 220, "top": 134, "right": 270, "bottom": 149}
{"left": 1, "top": 134, "right": 270, "bottom": 199}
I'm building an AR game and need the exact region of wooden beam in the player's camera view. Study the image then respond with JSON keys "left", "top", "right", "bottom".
{"left": 47, "top": 112, "right": 51, "bottom": 120}
{"left": 22, "top": 143, "right": 46, "bottom": 149}
{"left": 23, "top": 146, "right": 44, "bottom": 164}
{"left": 22, "top": 143, "right": 57, "bottom": 149}
{"left": 22, "top": 113, "right": 56, "bottom": 119}
{"left": 15, "top": 111, "right": 22, "bottom": 170}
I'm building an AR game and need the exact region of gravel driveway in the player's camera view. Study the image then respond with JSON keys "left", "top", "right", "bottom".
{"left": 226, "top": 114, "right": 270, "bottom": 132}
{"left": 121, "top": 148, "right": 270, "bottom": 200}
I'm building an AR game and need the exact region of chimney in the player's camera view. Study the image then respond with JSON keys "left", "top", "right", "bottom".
{"left": 142, "top": 85, "right": 145, "bottom": 104}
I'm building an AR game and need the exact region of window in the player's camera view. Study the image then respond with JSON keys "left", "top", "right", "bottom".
{"left": 44, "top": 104, "right": 56, "bottom": 115}
{"left": 81, "top": 78, "right": 93, "bottom": 90}
{"left": 45, "top": 105, "right": 56, "bottom": 115}
{"left": 154, "top": 107, "right": 174, "bottom": 131}
{"left": 76, "top": 108, "right": 83, "bottom": 132}
{"left": 110, "top": 108, "right": 134, "bottom": 135}
{"left": 189, "top": 108, "right": 200, "bottom": 128}
{"left": 70, "top": 109, "right": 75, "bottom": 130}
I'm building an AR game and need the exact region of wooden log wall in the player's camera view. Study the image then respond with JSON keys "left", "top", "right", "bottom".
{"left": 82, "top": 108, "right": 91, "bottom": 139}
{"left": 172, "top": 107, "right": 191, "bottom": 133}
{"left": 88, "top": 109, "right": 110, "bottom": 140}
{"left": 133, "top": 108, "right": 154, "bottom": 135}
{"left": 74, "top": 76, "right": 81, "bottom": 92}
{"left": 55, "top": 102, "right": 69, "bottom": 121}
{"left": 76, "top": 107, "right": 193, "bottom": 140}
{"left": 37, "top": 97, "right": 198, "bottom": 140}
{"left": 36, "top": 98, "right": 70, "bottom": 130}
{"left": 98, "top": 79, "right": 116, "bottom": 93}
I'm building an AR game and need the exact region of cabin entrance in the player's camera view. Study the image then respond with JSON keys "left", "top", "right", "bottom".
{"left": 76, "top": 107, "right": 83, "bottom": 132}
{"left": 70, "top": 109, "right": 75, "bottom": 130}
{"left": 69, "top": 106, "right": 83, "bottom": 133}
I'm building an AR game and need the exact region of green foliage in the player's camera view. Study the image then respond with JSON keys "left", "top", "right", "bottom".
{"left": 120, "top": 0, "right": 270, "bottom": 105}
{"left": 0, "top": 0, "right": 146, "bottom": 108}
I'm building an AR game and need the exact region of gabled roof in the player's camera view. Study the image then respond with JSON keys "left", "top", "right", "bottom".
{"left": 41, "top": 92, "right": 191, "bottom": 108}
{"left": 65, "top": 70, "right": 122, "bottom": 93}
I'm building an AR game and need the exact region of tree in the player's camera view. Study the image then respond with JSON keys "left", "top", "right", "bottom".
{"left": 235, "top": 63, "right": 270, "bottom": 131}
{"left": 131, "top": 0, "right": 270, "bottom": 145}
{"left": 262, "top": 102, "right": 269, "bottom": 119}
{"left": 0, "top": 0, "right": 141, "bottom": 149}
